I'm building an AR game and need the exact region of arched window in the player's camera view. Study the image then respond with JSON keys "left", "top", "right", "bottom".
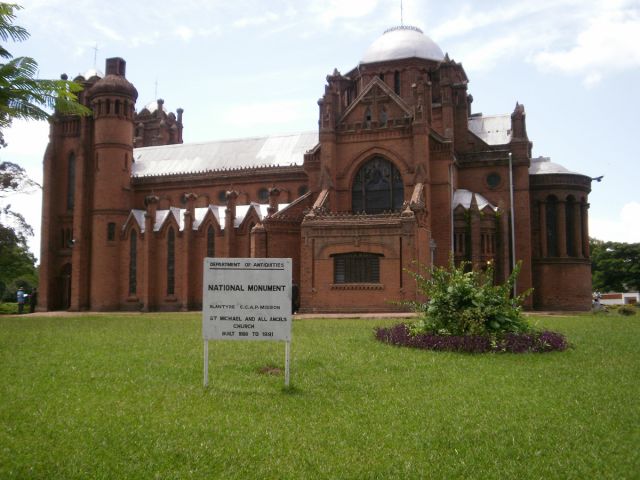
{"left": 545, "top": 195, "right": 558, "bottom": 257}
{"left": 207, "top": 225, "right": 215, "bottom": 257}
{"left": 352, "top": 157, "right": 404, "bottom": 214}
{"left": 167, "top": 227, "right": 175, "bottom": 295}
{"left": 257, "top": 188, "right": 269, "bottom": 203}
{"left": 364, "top": 106, "right": 372, "bottom": 127}
{"left": 566, "top": 196, "right": 576, "bottom": 257}
{"left": 67, "top": 152, "right": 75, "bottom": 210}
{"left": 129, "top": 231, "right": 137, "bottom": 295}
{"left": 380, "top": 107, "right": 388, "bottom": 127}
{"left": 394, "top": 71, "right": 401, "bottom": 95}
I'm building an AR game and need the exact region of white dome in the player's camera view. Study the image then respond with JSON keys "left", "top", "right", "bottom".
{"left": 529, "top": 157, "right": 577, "bottom": 175}
{"left": 360, "top": 26, "right": 445, "bottom": 64}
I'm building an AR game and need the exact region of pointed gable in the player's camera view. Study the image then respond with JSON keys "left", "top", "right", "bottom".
{"left": 338, "top": 76, "right": 412, "bottom": 130}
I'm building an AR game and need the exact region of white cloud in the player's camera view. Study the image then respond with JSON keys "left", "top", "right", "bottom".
{"left": 311, "top": 0, "right": 379, "bottom": 26}
{"left": 590, "top": 201, "right": 640, "bottom": 243}
{"left": 531, "top": 3, "right": 640, "bottom": 87}
{"left": 224, "top": 100, "right": 311, "bottom": 129}
{"left": 2, "top": 120, "right": 49, "bottom": 159}
{"left": 175, "top": 26, "right": 195, "bottom": 42}
{"left": 233, "top": 12, "right": 280, "bottom": 28}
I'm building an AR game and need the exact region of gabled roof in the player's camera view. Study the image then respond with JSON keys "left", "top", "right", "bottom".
{"left": 468, "top": 113, "right": 512, "bottom": 145}
{"left": 339, "top": 76, "right": 412, "bottom": 123}
{"left": 124, "top": 203, "right": 290, "bottom": 233}
{"left": 132, "top": 131, "right": 318, "bottom": 177}
{"left": 453, "top": 189, "right": 497, "bottom": 211}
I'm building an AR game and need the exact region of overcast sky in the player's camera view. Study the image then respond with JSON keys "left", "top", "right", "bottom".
{"left": 2, "top": 0, "right": 639, "bottom": 259}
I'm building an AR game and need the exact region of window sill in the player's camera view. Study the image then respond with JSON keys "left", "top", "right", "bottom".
{"left": 330, "top": 283, "right": 384, "bottom": 290}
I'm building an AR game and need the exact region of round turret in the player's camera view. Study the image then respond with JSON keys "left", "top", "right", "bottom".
{"left": 87, "top": 57, "right": 138, "bottom": 101}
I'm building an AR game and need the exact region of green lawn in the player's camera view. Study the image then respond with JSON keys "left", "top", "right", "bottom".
{"left": 0, "top": 313, "right": 638, "bottom": 479}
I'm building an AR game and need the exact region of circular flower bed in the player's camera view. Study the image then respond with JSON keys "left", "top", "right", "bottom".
{"left": 375, "top": 323, "right": 568, "bottom": 354}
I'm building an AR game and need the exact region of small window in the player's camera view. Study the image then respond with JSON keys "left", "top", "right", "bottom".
{"left": 207, "top": 225, "right": 215, "bottom": 257}
{"left": 486, "top": 173, "right": 501, "bottom": 189}
{"left": 218, "top": 190, "right": 227, "bottom": 203}
{"left": 333, "top": 252, "right": 382, "bottom": 284}
{"left": 258, "top": 188, "right": 269, "bottom": 203}
{"left": 394, "top": 71, "right": 401, "bottom": 95}
{"left": 67, "top": 152, "right": 76, "bottom": 210}
{"left": 107, "top": 222, "right": 116, "bottom": 241}
{"left": 298, "top": 185, "right": 308, "bottom": 196}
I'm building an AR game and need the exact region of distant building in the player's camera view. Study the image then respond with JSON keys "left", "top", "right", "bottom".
{"left": 599, "top": 292, "right": 640, "bottom": 306}
{"left": 38, "top": 26, "right": 593, "bottom": 313}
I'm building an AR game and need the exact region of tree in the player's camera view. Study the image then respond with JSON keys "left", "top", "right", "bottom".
{"left": 0, "top": 2, "right": 91, "bottom": 301}
{"left": 590, "top": 238, "right": 640, "bottom": 293}
{"left": 0, "top": 3, "right": 90, "bottom": 143}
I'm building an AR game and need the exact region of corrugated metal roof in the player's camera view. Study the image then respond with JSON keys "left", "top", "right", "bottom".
{"left": 468, "top": 114, "right": 512, "bottom": 145}
{"left": 132, "top": 131, "right": 318, "bottom": 177}
{"left": 453, "top": 189, "right": 497, "bottom": 211}
{"left": 126, "top": 203, "right": 290, "bottom": 232}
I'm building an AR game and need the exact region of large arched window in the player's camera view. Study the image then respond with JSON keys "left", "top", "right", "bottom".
{"left": 67, "top": 152, "right": 75, "bottom": 210}
{"left": 167, "top": 227, "right": 175, "bottom": 295}
{"left": 352, "top": 157, "right": 404, "bottom": 214}
{"left": 129, "top": 231, "right": 137, "bottom": 295}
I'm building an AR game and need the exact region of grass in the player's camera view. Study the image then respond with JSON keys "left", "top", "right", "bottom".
{"left": 0, "top": 313, "right": 638, "bottom": 479}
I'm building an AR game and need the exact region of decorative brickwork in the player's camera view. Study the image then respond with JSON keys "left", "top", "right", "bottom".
{"left": 38, "top": 28, "right": 593, "bottom": 312}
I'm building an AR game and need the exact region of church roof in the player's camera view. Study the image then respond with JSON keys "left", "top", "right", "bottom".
{"left": 360, "top": 25, "right": 445, "bottom": 64}
{"left": 132, "top": 131, "right": 318, "bottom": 177}
{"left": 126, "top": 202, "right": 289, "bottom": 232}
{"left": 529, "top": 156, "right": 578, "bottom": 175}
{"left": 453, "top": 189, "right": 498, "bottom": 211}
{"left": 468, "top": 113, "right": 512, "bottom": 145}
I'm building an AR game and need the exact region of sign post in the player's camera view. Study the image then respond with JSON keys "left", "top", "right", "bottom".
{"left": 202, "top": 258, "right": 292, "bottom": 388}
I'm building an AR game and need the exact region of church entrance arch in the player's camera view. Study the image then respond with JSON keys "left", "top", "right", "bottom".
{"left": 351, "top": 156, "right": 404, "bottom": 214}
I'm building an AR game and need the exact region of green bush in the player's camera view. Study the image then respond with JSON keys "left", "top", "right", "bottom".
{"left": 0, "top": 302, "right": 19, "bottom": 315}
{"left": 405, "top": 259, "right": 531, "bottom": 336}
{"left": 617, "top": 305, "right": 636, "bottom": 316}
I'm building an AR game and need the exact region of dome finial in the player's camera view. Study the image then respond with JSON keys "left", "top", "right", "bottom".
{"left": 400, "top": 0, "right": 403, "bottom": 25}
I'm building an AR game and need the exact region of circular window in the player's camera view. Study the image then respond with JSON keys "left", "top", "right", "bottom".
{"left": 486, "top": 172, "right": 501, "bottom": 189}
{"left": 298, "top": 185, "right": 308, "bottom": 196}
{"left": 258, "top": 188, "right": 270, "bottom": 203}
{"left": 217, "top": 190, "right": 227, "bottom": 203}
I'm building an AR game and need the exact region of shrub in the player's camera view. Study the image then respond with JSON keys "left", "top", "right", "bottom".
{"left": 375, "top": 323, "right": 568, "bottom": 353}
{"left": 618, "top": 305, "right": 636, "bottom": 316}
{"left": 404, "top": 259, "right": 531, "bottom": 336}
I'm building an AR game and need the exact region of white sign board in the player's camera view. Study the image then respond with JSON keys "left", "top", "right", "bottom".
{"left": 202, "top": 258, "right": 292, "bottom": 342}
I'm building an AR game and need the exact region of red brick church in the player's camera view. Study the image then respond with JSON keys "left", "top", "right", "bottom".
{"left": 38, "top": 26, "right": 593, "bottom": 313}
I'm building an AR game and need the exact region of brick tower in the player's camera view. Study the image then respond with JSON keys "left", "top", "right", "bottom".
{"left": 85, "top": 58, "right": 138, "bottom": 310}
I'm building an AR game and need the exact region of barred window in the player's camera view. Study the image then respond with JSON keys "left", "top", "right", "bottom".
{"left": 129, "top": 231, "right": 137, "bottom": 295}
{"left": 167, "top": 227, "right": 175, "bottom": 295}
{"left": 333, "top": 252, "right": 382, "bottom": 284}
